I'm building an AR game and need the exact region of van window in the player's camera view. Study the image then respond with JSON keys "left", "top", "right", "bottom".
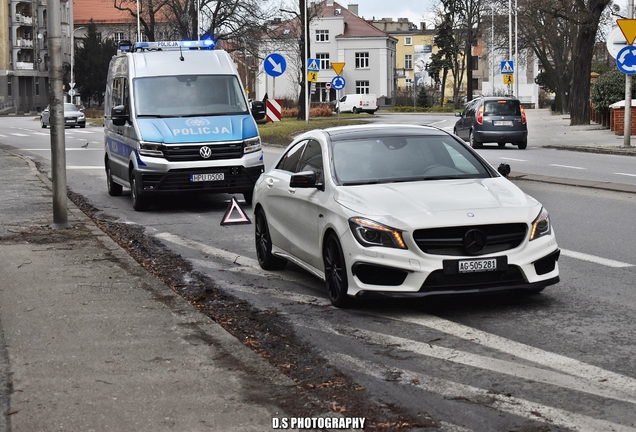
{"left": 134, "top": 75, "right": 248, "bottom": 117}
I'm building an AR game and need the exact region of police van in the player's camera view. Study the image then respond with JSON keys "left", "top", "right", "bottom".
{"left": 104, "top": 40, "right": 265, "bottom": 211}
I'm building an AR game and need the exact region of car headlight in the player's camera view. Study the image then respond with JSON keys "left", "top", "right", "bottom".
{"left": 244, "top": 137, "right": 261, "bottom": 154}
{"left": 78, "top": 113, "right": 85, "bottom": 120}
{"left": 348, "top": 217, "right": 407, "bottom": 249}
{"left": 139, "top": 141, "right": 164, "bottom": 157}
{"left": 529, "top": 207, "right": 551, "bottom": 241}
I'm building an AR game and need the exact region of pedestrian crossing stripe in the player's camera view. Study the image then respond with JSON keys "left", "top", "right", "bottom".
{"left": 501, "top": 61, "right": 514, "bottom": 73}
{"left": 220, "top": 197, "right": 252, "bottom": 226}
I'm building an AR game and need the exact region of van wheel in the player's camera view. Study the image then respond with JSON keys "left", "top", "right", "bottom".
{"left": 517, "top": 140, "right": 528, "bottom": 150}
{"left": 130, "top": 172, "right": 149, "bottom": 211}
{"left": 352, "top": 107, "right": 359, "bottom": 114}
{"left": 469, "top": 131, "right": 482, "bottom": 148}
{"left": 106, "top": 162, "right": 123, "bottom": 196}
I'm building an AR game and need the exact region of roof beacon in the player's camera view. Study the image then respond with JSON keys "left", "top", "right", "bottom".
{"left": 132, "top": 39, "right": 215, "bottom": 52}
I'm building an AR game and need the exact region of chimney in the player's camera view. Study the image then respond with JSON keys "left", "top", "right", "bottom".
{"left": 348, "top": 4, "right": 359, "bottom": 15}
{"left": 420, "top": 22, "right": 426, "bottom": 30}
{"left": 327, "top": 0, "right": 334, "bottom": 6}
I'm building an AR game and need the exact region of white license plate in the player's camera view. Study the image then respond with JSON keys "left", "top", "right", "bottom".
{"left": 493, "top": 120, "right": 513, "bottom": 126}
{"left": 190, "top": 173, "right": 224, "bottom": 182}
{"left": 458, "top": 258, "right": 497, "bottom": 273}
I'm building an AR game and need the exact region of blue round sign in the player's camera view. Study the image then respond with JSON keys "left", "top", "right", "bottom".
{"left": 331, "top": 76, "right": 346, "bottom": 90}
{"left": 617, "top": 46, "right": 636, "bottom": 75}
{"left": 264, "top": 53, "right": 287, "bottom": 77}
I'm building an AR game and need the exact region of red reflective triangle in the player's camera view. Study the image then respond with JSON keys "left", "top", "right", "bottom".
{"left": 221, "top": 197, "right": 252, "bottom": 226}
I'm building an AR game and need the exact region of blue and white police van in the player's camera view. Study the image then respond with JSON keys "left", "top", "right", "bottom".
{"left": 104, "top": 40, "right": 265, "bottom": 211}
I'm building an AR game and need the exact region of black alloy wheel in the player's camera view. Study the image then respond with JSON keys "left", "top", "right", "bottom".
{"left": 255, "top": 208, "right": 287, "bottom": 270}
{"left": 323, "top": 232, "right": 350, "bottom": 308}
{"left": 106, "top": 162, "right": 123, "bottom": 196}
{"left": 130, "top": 171, "right": 149, "bottom": 211}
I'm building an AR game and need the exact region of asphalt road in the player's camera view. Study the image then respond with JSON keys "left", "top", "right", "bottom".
{"left": 1, "top": 115, "right": 635, "bottom": 430}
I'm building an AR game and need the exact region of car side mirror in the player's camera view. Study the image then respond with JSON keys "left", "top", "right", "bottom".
{"left": 251, "top": 100, "right": 266, "bottom": 121}
{"left": 455, "top": 112, "right": 462, "bottom": 117}
{"left": 111, "top": 104, "right": 129, "bottom": 126}
{"left": 290, "top": 171, "right": 324, "bottom": 191}
{"left": 497, "top": 163, "right": 511, "bottom": 178}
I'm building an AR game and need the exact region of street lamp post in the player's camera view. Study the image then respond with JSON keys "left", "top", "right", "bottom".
{"left": 70, "top": 26, "right": 85, "bottom": 103}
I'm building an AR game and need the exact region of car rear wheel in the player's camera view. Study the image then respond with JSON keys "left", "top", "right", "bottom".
{"left": 255, "top": 208, "right": 287, "bottom": 270}
{"left": 469, "top": 131, "right": 482, "bottom": 149}
{"left": 323, "top": 232, "right": 350, "bottom": 308}
{"left": 517, "top": 140, "right": 528, "bottom": 150}
{"left": 130, "top": 171, "right": 149, "bottom": 211}
{"left": 106, "top": 162, "right": 123, "bottom": 196}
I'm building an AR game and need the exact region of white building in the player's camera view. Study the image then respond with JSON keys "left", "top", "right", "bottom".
{"left": 256, "top": 0, "right": 397, "bottom": 106}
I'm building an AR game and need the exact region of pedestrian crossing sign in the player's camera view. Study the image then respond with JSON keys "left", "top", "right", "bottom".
{"left": 503, "top": 74, "right": 514, "bottom": 85}
{"left": 500, "top": 61, "right": 514, "bottom": 74}
{"left": 307, "top": 58, "right": 320, "bottom": 72}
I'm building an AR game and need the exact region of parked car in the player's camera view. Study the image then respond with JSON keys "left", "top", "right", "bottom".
{"left": 253, "top": 124, "right": 560, "bottom": 307}
{"left": 335, "top": 93, "right": 378, "bottom": 114}
{"left": 453, "top": 96, "right": 527, "bottom": 149}
{"left": 40, "top": 103, "right": 86, "bottom": 129}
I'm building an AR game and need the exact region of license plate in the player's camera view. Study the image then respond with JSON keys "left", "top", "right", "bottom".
{"left": 458, "top": 258, "right": 497, "bottom": 273}
{"left": 493, "top": 120, "right": 513, "bottom": 126}
{"left": 190, "top": 173, "right": 224, "bottom": 182}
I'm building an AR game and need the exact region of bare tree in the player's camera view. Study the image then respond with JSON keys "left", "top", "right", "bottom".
{"left": 113, "top": 0, "right": 171, "bottom": 42}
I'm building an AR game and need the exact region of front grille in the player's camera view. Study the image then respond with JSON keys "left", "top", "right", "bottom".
{"left": 413, "top": 223, "right": 527, "bottom": 256}
{"left": 162, "top": 143, "right": 243, "bottom": 162}
{"left": 141, "top": 167, "right": 256, "bottom": 192}
{"left": 421, "top": 266, "right": 526, "bottom": 292}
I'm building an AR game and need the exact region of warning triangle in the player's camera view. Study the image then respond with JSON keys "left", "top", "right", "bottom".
{"left": 501, "top": 62, "right": 513, "bottom": 73}
{"left": 220, "top": 197, "right": 252, "bottom": 226}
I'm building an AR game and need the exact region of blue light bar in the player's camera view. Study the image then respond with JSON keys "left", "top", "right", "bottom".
{"left": 133, "top": 40, "right": 215, "bottom": 51}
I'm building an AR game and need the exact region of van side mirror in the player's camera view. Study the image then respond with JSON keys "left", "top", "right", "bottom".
{"left": 111, "top": 104, "right": 129, "bottom": 126}
{"left": 250, "top": 100, "right": 266, "bottom": 121}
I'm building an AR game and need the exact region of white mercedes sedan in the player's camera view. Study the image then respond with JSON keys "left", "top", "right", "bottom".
{"left": 253, "top": 124, "right": 560, "bottom": 307}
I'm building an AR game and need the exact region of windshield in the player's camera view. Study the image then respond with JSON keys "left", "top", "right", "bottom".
{"left": 134, "top": 75, "right": 249, "bottom": 117}
{"left": 331, "top": 135, "right": 491, "bottom": 185}
{"left": 64, "top": 103, "right": 80, "bottom": 112}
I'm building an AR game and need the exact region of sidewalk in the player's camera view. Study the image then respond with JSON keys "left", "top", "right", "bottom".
{"left": 0, "top": 148, "right": 296, "bottom": 431}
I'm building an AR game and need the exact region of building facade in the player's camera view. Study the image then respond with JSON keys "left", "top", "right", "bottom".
{"left": 1, "top": 0, "right": 72, "bottom": 114}
{"left": 256, "top": 0, "right": 397, "bottom": 106}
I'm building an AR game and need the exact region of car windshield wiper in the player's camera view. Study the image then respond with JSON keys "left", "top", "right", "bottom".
{"left": 136, "top": 114, "right": 174, "bottom": 118}
{"left": 340, "top": 180, "right": 381, "bottom": 186}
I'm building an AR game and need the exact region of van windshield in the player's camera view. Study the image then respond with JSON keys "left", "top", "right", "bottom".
{"left": 134, "top": 75, "right": 249, "bottom": 117}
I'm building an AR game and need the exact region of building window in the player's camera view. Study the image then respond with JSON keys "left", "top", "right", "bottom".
{"left": 405, "top": 78, "right": 413, "bottom": 88}
{"left": 315, "top": 29, "right": 329, "bottom": 42}
{"left": 471, "top": 55, "right": 479, "bottom": 70}
{"left": 405, "top": 36, "right": 412, "bottom": 46}
{"left": 113, "top": 32, "right": 125, "bottom": 43}
{"left": 355, "top": 52, "right": 369, "bottom": 69}
{"left": 404, "top": 54, "right": 412, "bottom": 70}
{"left": 355, "top": 81, "right": 370, "bottom": 94}
{"left": 472, "top": 78, "right": 479, "bottom": 91}
{"left": 35, "top": 77, "right": 39, "bottom": 96}
{"left": 8, "top": 77, "right": 12, "bottom": 97}
{"left": 317, "top": 53, "right": 330, "bottom": 70}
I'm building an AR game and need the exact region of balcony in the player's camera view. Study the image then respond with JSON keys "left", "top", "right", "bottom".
{"left": 14, "top": 14, "right": 33, "bottom": 25}
{"left": 15, "top": 62, "right": 34, "bottom": 70}
{"left": 14, "top": 38, "right": 34, "bottom": 48}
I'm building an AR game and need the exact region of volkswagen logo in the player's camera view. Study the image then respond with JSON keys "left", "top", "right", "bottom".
{"left": 463, "top": 229, "right": 487, "bottom": 255}
{"left": 186, "top": 118, "right": 210, "bottom": 127}
{"left": 199, "top": 146, "right": 212, "bottom": 159}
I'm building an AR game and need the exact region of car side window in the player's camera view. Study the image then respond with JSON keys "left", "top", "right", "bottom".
{"left": 297, "top": 140, "right": 324, "bottom": 183}
{"left": 276, "top": 140, "right": 307, "bottom": 172}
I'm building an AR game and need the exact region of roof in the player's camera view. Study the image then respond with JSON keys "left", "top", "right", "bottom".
{"left": 323, "top": 1, "right": 390, "bottom": 38}
{"left": 74, "top": 0, "right": 138, "bottom": 25}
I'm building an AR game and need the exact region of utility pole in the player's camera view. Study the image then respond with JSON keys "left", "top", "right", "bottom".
{"left": 625, "top": 0, "right": 634, "bottom": 148}
{"left": 47, "top": 0, "right": 70, "bottom": 228}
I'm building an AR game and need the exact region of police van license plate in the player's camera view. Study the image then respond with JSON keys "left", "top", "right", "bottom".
{"left": 458, "top": 258, "right": 497, "bottom": 273}
{"left": 191, "top": 173, "right": 224, "bottom": 182}
{"left": 493, "top": 120, "right": 513, "bottom": 126}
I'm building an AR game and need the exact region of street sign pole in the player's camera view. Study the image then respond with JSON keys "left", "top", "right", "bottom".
{"left": 625, "top": 0, "right": 634, "bottom": 147}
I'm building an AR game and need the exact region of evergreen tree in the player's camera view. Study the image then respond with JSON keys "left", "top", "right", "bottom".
{"left": 73, "top": 20, "right": 117, "bottom": 107}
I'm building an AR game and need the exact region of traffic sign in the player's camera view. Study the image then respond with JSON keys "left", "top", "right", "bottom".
{"left": 264, "top": 53, "right": 286, "bottom": 77}
{"left": 331, "top": 62, "right": 345, "bottom": 75}
{"left": 325, "top": 82, "right": 332, "bottom": 90}
{"left": 266, "top": 99, "right": 282, "bottom": 122}
{"left": 617, "top": 19, "right": 636, "bottom": 45}
{"left": 307, "top": 71, "right": 318, "bottom": 82}
{"left": 68, "top": 89, "right": 77, "bottom": 97}
{"left": 607, "top": 26, "right": 629, "bottom": 59}
{"left": 500, "top": 61, "right": 514, "bottom": 74}
{"left": 503, "top": 74, "right": 514, "bottom": 85}
{"left": 616, "top": 45, "right": 636, "bottom": 74}
{"left": 331, "top": 76, "right": 345, "bottom": 90}
{"left": 307, "top": 58, "right": 320, "bottom": 72}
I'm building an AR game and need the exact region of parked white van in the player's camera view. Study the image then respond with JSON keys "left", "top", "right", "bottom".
{"left": 335, "top": 94, "right": 378, "bottom": 114}
{"left": 104, "top": 40, "right": 265, "bottom": 211}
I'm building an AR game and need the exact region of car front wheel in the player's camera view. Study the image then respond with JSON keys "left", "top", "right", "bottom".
{"left": 255, "top": 208, "right": 287, "bottom": 270}
{"left": 130, "top": 171, "right": 149, "bottom": 211}
{"left": 323, "top": 232, "right": 350, "bottom": 308}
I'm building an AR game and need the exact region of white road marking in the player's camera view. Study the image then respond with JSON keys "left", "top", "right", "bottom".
{"left": 328, "top": 353, "right": 635, "bottom": 432}
{"left": 67, "top": 166, "right": 103, "bottom": 170}
{"left": 69, "top": 130, "right": 95, "bottom": 134}
{"left": 549, "top": 163, "right": 586, "bottom": 170}
{"left": 615, "top": 172, "right": 636, "bottom": 177}
{"left": 0, "top": 134, "right": 7, "bottom": 137}
{"left": 427, "top": 120, "right": 448, "bottom": 126}
{"left": 561, "top": 248, "right": 634, "bottom": 268}
{"left": 10, "top": 133, "right": 29, "bottom": 137}
{"left": 499, "top": 157, "right": 527, "bottom": 162}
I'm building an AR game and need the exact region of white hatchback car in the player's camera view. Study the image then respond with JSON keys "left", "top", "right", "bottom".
{"left": 253, "top": 124, "right": 560, "bottom": 307}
